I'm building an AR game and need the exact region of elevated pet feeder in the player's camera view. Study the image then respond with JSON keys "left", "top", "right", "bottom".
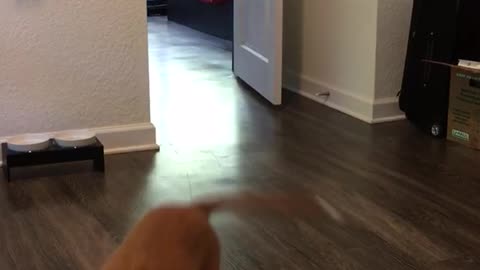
{"left": 2, "top": 132, "right": 104, "bottom": 182}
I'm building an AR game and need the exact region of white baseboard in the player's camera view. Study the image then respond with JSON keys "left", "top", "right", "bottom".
{"left": 0, "top": 122, "right": 159, "bottom": 167}
{"left": 104, "top": 144, "right": 159, "bottom": 155}
{"left": 283, "top": 69, "right": 405, "bottom": 124}
{"left": 371, "top": 97, "right": 407, "bottom": 124}
{"left": 93, "top": 122, "right": 159, "bottom": 153}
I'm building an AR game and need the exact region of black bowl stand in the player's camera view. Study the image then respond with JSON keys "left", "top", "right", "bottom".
{"left": 2, "top": 138, "right": 105, "bottom": 182}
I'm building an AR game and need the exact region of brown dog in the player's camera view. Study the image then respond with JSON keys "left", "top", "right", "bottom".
{"left": 101, "top": 192, "right": 342, "bottom": 270}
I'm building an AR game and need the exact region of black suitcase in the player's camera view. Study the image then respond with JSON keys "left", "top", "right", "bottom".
{"left": 399, "top": 0, "right": 460, "bottom": 137}
{"left": 455, "top": 1, "right": 480, "bottom": 62}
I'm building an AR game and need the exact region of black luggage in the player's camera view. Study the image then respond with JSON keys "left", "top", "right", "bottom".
{"left": 399, "top": 0, "right": 480, "bottom": 137}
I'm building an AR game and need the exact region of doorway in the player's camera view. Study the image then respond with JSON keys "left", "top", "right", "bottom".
{"left": 147, "top": 13, "right": 237, "bottom": 149}
{"left": 146, "top": 1, "right": 284, "bottom": 150}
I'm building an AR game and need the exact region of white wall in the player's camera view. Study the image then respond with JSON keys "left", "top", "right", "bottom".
{"left": 0, "top": 0, "right": 156, "bottom": 153}
{"left": 374, "top": 0, "right": 413, "bottom": 119}
{"left": 284, "top": 0, "right": 412, "bottom": 123}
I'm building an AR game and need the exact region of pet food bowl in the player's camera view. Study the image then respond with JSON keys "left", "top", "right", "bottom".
{"left": 54, "top": 130, "right": 96, "bottom": 148}
{"left": 7, "top": 134, "right": 51, "bottom": 152}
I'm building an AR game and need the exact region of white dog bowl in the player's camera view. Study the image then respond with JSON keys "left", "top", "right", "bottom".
{"left": 7, "top": 134, "right": 51, "bottom": 152}
{"left": 54, "top": 130, "right": 96, "bottom": 148}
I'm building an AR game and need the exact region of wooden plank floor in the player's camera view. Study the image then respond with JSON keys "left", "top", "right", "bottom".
{"left": 2, "top": 16, "right": 480, "bottom": 269}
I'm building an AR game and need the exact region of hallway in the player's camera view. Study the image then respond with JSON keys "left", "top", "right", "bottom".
{"left": 0, "top": 16, "right": 480, "bottom": 270}
{"left": 145, "top": 17, "right": 480, "bottom": 269}
{"left": 148, "top": 16, "right": 240, "bottom": 150}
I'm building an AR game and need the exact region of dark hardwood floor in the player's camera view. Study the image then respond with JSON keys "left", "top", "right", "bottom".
{"left": 1, "top": 17, "right": 480, "bottom": 269}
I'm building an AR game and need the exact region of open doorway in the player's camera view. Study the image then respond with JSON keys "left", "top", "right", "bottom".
{"left": 146, "top": 1, "right": 284, "bottom": 150}
{"left": 147, "top": 1, "right": 236, "bottom": 149}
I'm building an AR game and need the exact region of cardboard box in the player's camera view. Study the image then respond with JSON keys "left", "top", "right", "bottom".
{"left": 447, "top": 65, "right": 480, "bottom": 149}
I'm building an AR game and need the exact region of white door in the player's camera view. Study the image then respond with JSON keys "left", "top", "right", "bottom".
{"left": 234, "top": 0, "right": 283, "bottom": 105}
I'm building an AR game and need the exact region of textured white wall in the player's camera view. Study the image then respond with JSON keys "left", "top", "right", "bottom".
{"left": 284, "top": 0, "right": 378, "bottom": 101}
{"left": 0, "top": 0, "right": 151, "bottom": 137}
{"left": 375, "top": 0, "right": 413, "bottom": 100}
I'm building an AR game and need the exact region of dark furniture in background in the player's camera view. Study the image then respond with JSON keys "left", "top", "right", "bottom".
{"left": 400, "top": 0, "right": 480, "bottom": 137}
{"left": 2, "top": 139, "right": 105, "bottom": 182}
{"left": 168, "top": 0, "right": 233, "bottom": 41}
{"left": 147, "top": 0, "right": 168, "bottom": 16}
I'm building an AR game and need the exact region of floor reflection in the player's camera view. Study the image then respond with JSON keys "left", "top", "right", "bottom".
{"left": 148, "top": 17, "right": 240, "bottom": 151}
